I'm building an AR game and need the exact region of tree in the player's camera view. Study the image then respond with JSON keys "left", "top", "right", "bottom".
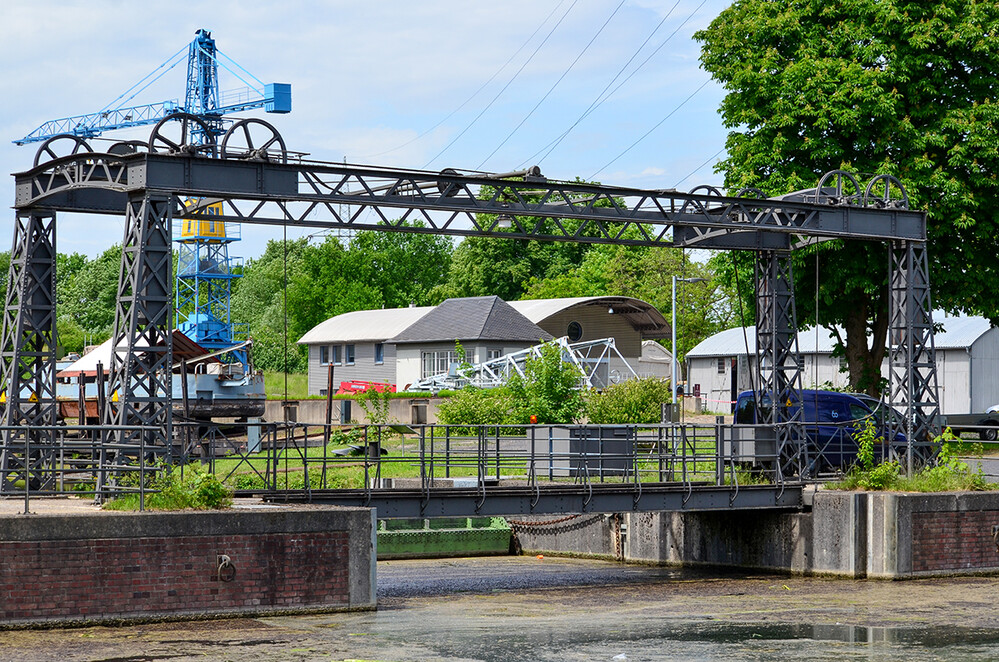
{"left": 696, "top": 0, "right": 999, "bottom": 394}
{"left": 433, "top": 180, "right": 616, "bottom": 302}
{"left": 507, "top": 342, "right": 586, "bottom": 424}
{"left": 230, "top": 238, "right": 309, "bottom": 372}
{"left": 59, "top": 245, "right": 122, "bottom": 339}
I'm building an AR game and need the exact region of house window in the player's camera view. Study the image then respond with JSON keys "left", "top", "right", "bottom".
{"left": 331, "top": 344, "right": 342, "bottom": 365}
{"left": 422, "top": 350, "right": 458, "bottom": 379}
{"left": 717, "top": 358, "right": 726, "bottom": 374}
{"left": 319, "top": 345, "right": 329, "bottom": 365}
{"left": 345, "top": 344, "right": 355, "bottom": 365}
{"left": 374, "top": 343, "right": 385, "bottom": 365}
{"left": 487, "top": 348, "right": 502, "bottom": 361}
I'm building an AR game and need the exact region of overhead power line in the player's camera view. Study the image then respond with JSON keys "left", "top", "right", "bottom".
{"left": 476, "top": 0, "right": 627, "bottom": 170}
{"left": 522, "top": 0, "right": 707, "bottom": 169}
{"left": 423, "top": 0, "right": 580, "bottom": 169}
{"left": 361, "top": 0, "right": 569, "bottom": 160}
{"left": 673, "top": 146, "right": 725, "bottom": 189}
{"left": 589, "top": 79, "right": 709, "bottom": 180}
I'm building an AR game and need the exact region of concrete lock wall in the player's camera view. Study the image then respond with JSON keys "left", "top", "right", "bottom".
{"left": 0, "top": 507, "right": 376, "bottom": 627}
{"left": 514, "top": 491, "right": 999, "bottom": 579}
{"left": 264, "top": 398, "right": 444, "bottom": 425}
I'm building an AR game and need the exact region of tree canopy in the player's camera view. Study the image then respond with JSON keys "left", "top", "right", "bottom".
{"left": 695, "top": 0, "right": 999, "bottom": 393}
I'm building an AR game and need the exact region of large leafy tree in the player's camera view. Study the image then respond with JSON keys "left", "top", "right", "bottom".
{"left": 696, "top": 0, "right": 999, "bottom": 393}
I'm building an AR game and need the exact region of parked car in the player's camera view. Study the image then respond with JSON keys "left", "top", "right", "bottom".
{"left": 943, "top": 407, "right": 999, "bottom": 441}
{"left": 734, "top": 389, "right": 905, "bottom": 470}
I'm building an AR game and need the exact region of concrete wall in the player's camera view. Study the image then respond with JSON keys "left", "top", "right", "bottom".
{"left": 0, "top": 507, "right": 376, "bottom": 627}
{"left": 508, "top": 514, "right": 622, "bottom": 559}
{"left": 515, "top": 491, "right": 999, "bottom": 579}
{"left": 265, "top": 397, "right": 444, "bottom": 425}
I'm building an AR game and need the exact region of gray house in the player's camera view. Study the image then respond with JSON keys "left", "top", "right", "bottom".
{"left": 297, "top": 305, "right": 432, "bottom": 396}
{"left": 391, "top": 296, "right": 552, "bottom": 389}
{"left": 298, "top": 295, "right": 673, "bottom": 395}
{"left": 686, "top": 315, "right": 999, "bottom": 414}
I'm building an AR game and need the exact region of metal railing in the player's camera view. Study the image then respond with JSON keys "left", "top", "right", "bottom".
{"left": 12, "top": 417, "right": 992, "bottom": 513}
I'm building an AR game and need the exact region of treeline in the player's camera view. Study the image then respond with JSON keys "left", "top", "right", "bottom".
{"left": 0, "top": 221, "right": 737, "bottom": 372}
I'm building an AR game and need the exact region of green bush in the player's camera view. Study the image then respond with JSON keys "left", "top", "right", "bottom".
{"left": 103, "top": 463, "right": 233, "bottom": 511}
{"left": 586, "top": 377, "right": 672, "bottom": 424}
{"left": 437, "top": 387, "right": 514, "bottom": 432}
{"left": 507, "top": 342, "right": 585, "bottom": 424}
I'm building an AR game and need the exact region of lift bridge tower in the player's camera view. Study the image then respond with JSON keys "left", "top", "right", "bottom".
{"left": 15, "top": 28, "right": 291, "bottom": 366}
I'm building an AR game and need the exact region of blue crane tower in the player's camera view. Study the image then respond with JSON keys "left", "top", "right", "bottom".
{"left": 15, "top": 29, "right": 291, "bottom": 368}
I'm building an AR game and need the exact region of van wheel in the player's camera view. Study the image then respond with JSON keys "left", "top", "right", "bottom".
{"left": 981, "top": 426, "right": 998, "bottom": 442}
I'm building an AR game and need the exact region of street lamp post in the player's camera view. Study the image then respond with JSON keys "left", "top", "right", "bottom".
{"left": 671, "top": 275, "right": 707, "bottom": 402}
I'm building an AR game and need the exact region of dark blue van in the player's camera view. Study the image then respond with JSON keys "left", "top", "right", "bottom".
{"left": 734, "top": 389, "right": 905, "bottom": 470}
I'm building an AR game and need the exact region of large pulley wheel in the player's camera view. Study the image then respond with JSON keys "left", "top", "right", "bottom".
{"left": 148, "top": 112, "right": 218, "bottom": 157}
{"left": 107, "top": 140, "right": 149, "bottom": 156}
{"left": 33, "top": 134, "right": 93, "bottom": 167}
{"left": 815, "top": 169, "right": 862, "bottom": 205}
{"left": 220, "top": 118, "right": 287, "bottom": 162}
{"left": 863, "top": 174, "right": 909, "bottom": 209}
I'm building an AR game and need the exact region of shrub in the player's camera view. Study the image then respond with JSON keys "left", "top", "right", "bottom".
{"left": 437, "top": 386, "right": 514, "bottom": 432}
{"left": 586, "top": 377, "right": 672, "bottom": 424}
{"left": 507, "top": 342, "right": 585, "bottom": 424}
{"left": 103, "top": 463, "right": 233, "bottom": 511}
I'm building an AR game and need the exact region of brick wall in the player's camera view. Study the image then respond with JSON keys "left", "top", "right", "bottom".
{"left": 0, "top": 508, "right": 375, "bottom": 627}
{"left": 911, "top": 510, "right": 999, "bottom": 573}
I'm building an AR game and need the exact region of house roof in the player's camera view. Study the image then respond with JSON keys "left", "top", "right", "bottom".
{"left": 297, "top": 306, "right": 433, "bottom": 344}
{"left": 390, "top": 296, "right": 552, "bottom": 344}
{"left": 687, "top": 315, "right": 996, "bottom": 358}
{"left": 509, "top": 296, "right": 670, "bottom": 338}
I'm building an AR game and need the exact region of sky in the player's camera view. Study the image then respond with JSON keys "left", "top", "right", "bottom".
{"left": 0, "top": 0, "right": 731, "bottom": 260}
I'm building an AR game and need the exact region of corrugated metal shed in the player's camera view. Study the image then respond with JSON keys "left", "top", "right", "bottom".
{"left": 688, "top": 315, "right": 994, "bottom": 358}
{"left": 509, "top": 296, "right": 670, "bottom": 338}
{"left": 297, "top": 306, "right": 433, "bottom": 344}
{"left": 934, "top": 315, "right": 994, "bottom": 349}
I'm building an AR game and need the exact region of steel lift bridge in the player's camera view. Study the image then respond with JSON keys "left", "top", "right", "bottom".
{"left": 1, "top": 111, "right": 939, "bottom": 510}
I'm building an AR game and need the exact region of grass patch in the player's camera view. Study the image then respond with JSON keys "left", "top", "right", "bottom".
{"left": 827, "top": 426, "right": 995, "bottom": 492}
{"left": 103, "top": 463, "right": 233, "bottom": 510}
{"left": 264, "top": 371, "right": 309, "bottom": 400}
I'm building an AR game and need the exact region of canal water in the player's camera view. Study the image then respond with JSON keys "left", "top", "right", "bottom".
{"left": 3, "top": 556, "right": 999, "bottom": 661}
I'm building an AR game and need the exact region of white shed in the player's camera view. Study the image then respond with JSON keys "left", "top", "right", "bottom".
{"left": 686, "top": 315, "right": 999, "bottom": 415}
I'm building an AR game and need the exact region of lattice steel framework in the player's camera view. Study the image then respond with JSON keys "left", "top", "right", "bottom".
{"left": 754, "top": 250, "right": 806, "bottom": 479}
{"left": 96, "top": 193, "right": 174, "bottom": 493}
{"left": 5, "top": 149, "right": 943, "bottom": 492}
{"left": 0, "top": 212, "right": 58, "bottom": 490}
{"left": 888, "top": 240, "right": 940, "bottom": 473}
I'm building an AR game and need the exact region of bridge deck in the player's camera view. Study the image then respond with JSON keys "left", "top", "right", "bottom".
{"left": 261, "top": 482, "right": 805, "bottom": 518}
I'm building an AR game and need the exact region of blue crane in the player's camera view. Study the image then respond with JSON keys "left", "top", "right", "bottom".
{"left": 16, "top": 29, "right": 291, "bottom": 370}
{"left": 13, "top": 29, "right": 290, "bottom": 145}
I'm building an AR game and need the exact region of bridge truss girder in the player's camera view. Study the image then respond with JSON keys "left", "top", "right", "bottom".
{"left": 4, "top": 152, "right": 942, "bottom": 491}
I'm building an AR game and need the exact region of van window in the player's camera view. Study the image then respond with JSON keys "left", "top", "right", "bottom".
{"left": 849, "top": 403, "right": 871, "bottom": 422}
{"left": 735, "top": 396, "right": 756, "bottom": 424}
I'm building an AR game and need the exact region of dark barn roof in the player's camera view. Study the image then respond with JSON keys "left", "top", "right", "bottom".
{"left": 390, "top": 296, "right": 553, "bottom": 344}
